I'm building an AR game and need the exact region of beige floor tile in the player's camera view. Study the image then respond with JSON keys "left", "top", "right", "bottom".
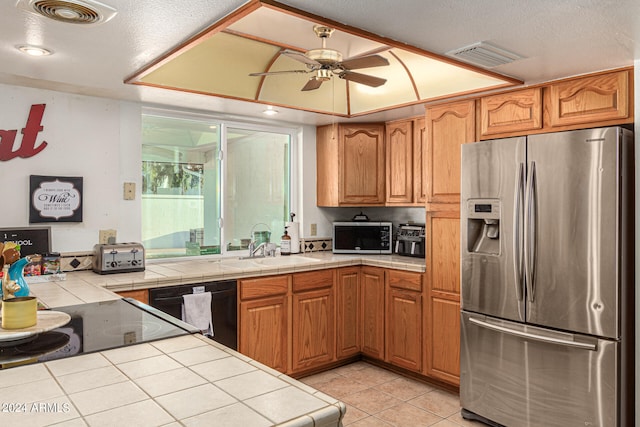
{"left": 341, "top": 404, "right": 368, "bottom": 425}
{"left": 446, "top": 411, "right": 483, "bottom": 426}
{"left": 309, "top": 375, "right": 370, "bottom": 399}
{"left": 298, "top": 370, "right": 342, "bottom": 386}
{"left": 409, "top": 389, "right": 461, "bottom": 418}
{"left": 348, "top": 416, "right": 393, "bottom": 426}
{"left": 376, "top": 402, "right": 444, "bottom": 427}
{"left": 341, "top": 388, "right": 403, "bottom": 415}
{"left": 340, "top": 365, "right": 401, "bottom": 387}
{"left": 432, "top": 419, "right": 465, "bottom": 427}
{"left": 328, "top": 361, "right": 370, "bottom": 375}
{"left": 377, "top": 376, "right": 435, "bottom": 401}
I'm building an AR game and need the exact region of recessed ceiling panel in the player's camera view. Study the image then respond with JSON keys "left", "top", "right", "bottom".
{"left": 127, "top": 0, "right": 522, "bottom": 117}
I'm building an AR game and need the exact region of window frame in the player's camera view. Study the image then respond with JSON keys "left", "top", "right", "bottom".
{"left": 141, "top": 106, "right": 299, "bottom": 261}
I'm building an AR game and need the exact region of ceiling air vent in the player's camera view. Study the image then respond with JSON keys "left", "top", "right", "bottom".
{"left": 16, "top": 0, "right": 117, "bottom": 25}
{"left": 446, "top": 41, "right": 522, "bottom": 68}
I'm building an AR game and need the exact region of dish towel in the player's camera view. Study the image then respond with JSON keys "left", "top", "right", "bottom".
{"left": 181, "top": 292, "right": 214, "bottom": 337}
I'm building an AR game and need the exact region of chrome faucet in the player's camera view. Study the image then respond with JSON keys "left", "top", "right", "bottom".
{"left": 244, "top": 241, "right": 268, "bottom": 259}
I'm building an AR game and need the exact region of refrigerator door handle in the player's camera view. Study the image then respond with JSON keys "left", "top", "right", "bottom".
{"left": 468, "top": 317, "right": 597, "bottom": 351}
{"left": 524, "top": 161, "right": 538, "bottom": 302}
{"left": 513, "top": 162, "right": 525, "bottom": 302}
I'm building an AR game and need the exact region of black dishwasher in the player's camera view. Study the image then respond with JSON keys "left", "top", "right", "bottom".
{"left": 148, "top": 280, "right": 237, "bottom": 350}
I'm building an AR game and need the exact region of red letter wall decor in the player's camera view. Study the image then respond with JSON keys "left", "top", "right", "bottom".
{"left": 0, "top": 104, "right": 48, "bottom": 161}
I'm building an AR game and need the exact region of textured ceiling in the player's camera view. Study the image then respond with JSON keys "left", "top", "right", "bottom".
{"left": 0, "top": 0, "right": 638, "bottom": 125}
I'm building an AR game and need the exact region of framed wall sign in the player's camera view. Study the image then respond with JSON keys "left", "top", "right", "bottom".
{"left": 0, "top": 226, "right": 51, "bottom": 256}
{"left": 30, "top": 175, "right": 83, "bottom": 223}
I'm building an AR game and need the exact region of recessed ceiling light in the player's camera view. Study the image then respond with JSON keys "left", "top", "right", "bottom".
{"left": 17, "top": 45, "right": 52, "bottom": 57}
{"left": 262, "top": 106, "right": 278, "bottom": 116}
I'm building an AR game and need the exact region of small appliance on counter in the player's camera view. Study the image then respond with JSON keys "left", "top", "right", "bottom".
{"left": 394, "top": 223, "right": 425, "bottom": 258}
{"left": 332, "top": 220, "right": 392, "bottom": 254}
{"left": 92, "top": 242, "right": 145, "bottom": 274}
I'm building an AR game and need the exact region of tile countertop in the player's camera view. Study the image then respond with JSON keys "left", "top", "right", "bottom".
{"left": 51, "top": 252, "right": 427, "bottom": 294}
{"left": 0, "top": 253, "right": 424, "bottom": 426}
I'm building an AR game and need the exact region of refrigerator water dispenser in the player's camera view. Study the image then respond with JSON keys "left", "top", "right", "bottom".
{"left": 466, "top": 199, "right": 500, "bottom": 255}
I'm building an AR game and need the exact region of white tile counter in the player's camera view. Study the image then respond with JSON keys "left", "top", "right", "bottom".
{"left": 55, "top": 252, "right": 427, "bottom": 293}
{"left": 0, "top": 334, "right": 345, "bottom": 427}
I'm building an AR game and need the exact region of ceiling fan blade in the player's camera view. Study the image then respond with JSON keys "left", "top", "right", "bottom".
{"left": 340, "top": 54, "right": 389, "bottom": 70}
{"left": 249, "top": 70, "right": 309, "bottom": 76}
{"left": 281, "top": 49, "right": 321, "bottom": 66}
{"left": 301, "top": 78, "right": 324, "bottom": 91}
{"left": 340, "top": 71, "right": 387, "bottom": 87}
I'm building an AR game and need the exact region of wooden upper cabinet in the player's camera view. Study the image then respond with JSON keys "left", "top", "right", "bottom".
{"left": 316, "top": 123, "right": 385, "bottom": 206}
{"left": 425, "top": 100, "right": 476, "bottom": 205}
{"left": 545, "top": 69, "right": 630, "bottom": 128}
{"left": 479, "top": 87, "right": 542, "bottom": 138}
{"left": 413, "top": 117, "right": 427, "bottom": 204}
{"left": 385, "top": 119, "right": 413, "bottom": 205}
{"left": 340, "top": 124, "right": 385, "bottom": 205}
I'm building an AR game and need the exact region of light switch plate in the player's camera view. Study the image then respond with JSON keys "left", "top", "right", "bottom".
{"left": 123, "top": 182, "right": 135, "bottom": 200}
{"left": 99, "top": 229, "right": 117, "bottom": 244}
{"left": 310, "top": 223, "right": 317, "bottom": 236}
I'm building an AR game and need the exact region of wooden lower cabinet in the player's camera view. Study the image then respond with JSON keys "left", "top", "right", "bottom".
{"left": 116, "top": 289, "right": 149, "bottom": 304}
{"left": 424, "top": 207, "right": 461, "bottom": 386}
{"left": 239, "top": 275, "right": 289, "bottom": 373}
{"left": 360, "top": 266, "right": 385, "bottom": 360}
{"left": 336, "top": 267, "right": 360, "bottom": 359}
{"left": 385, "top": 270, "right": 422, "bottom": 372}
{"left": 291, "top": 270, "right": 335, "bottom": 373}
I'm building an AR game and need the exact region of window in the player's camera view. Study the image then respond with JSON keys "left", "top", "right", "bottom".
{"left": 141, "top": 109, "right": 294, "bottom": 259}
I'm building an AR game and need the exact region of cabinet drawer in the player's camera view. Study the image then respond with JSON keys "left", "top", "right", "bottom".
{"left": 292, "top": 269, "right": 334, "bottom": 292}
{"left": 239, "top": 275, "right": 289, "bottom": 300}
{"left": 387, "top": 269, "right": 422, "bottom": 292}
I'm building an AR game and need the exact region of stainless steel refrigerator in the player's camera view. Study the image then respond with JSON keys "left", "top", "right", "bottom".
{"left": 460, "top": 126, "right": 634, "bottom": 427}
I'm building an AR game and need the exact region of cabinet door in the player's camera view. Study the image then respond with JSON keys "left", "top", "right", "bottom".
{"left": 424, "top": 208, "right": 461, "bottom": 385}
{"left": 292, "top": 287, "right": 335, "bottom": 372}
{"left": 546, "top": 70, "right": 630, "bottom": 128}
{"left": 413, "top": 117, "right": 427, "bottom": 204}
{"left": 240, "top": 295, "right": 288, "bottom": 373}
{"left": 385, "top": 286, "right": 422, "bottom": 372}
{"left": 385, "top": 119, "right": 413, "bottom": 205}
{"left": 360, "top": 266, "right": 385, "bottom": 359}
{"left": 336, "top": 267, "right": 360, "bottom": 359}
{"left": 339, "top": 124, "right": 385, "bottom": 205}
{"left": 425, "top": 100, "right": 475, "bottom": 205}
{"left": 479, "top": 87, "right": 542, "bottom": 138}
{"left": 117, "top": 289, "right": 149, "bottom": 304}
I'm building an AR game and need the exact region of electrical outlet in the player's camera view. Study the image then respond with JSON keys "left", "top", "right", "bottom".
{"left": 123, "top": 182, "right": 136, "bottom": 200}
{"left": 99, "top": 229, "right": 117, "bottom": 244}
{"left": 124, "top": 331, "right": 136, "bottom": 344}
{"left": 310, "top": 223, "right": 317, "bottom": 236}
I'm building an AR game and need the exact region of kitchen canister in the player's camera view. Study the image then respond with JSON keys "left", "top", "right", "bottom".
{"left": 1, "top": 296, "right": 38, "bottom": 329}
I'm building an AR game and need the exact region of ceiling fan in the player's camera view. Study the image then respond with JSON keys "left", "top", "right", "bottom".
{"left": 249, "top": 25, "right": 390, "bottom": 91}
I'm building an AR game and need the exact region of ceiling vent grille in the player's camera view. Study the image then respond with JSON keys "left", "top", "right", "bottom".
{"left": 16, "top": 0, "right": 117, "bottom": 25}
{"left": 446, "top": 42, "right": 522, "bottom": 68}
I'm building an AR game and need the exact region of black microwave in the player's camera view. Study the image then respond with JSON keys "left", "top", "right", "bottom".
{"left": 332, "top": 222, "right": 393, "bottom": 254}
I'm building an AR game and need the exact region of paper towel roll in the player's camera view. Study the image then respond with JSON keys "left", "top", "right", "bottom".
{"left": 286, "top": 221, "right": 300, "bottom": 253}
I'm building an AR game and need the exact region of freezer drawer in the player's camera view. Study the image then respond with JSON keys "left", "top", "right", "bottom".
{"left": 460, "top": 312, "right": 619, "bottom": 427}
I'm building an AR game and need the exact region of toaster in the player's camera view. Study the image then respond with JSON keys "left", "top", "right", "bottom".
{"left": 93, "top": 242, "right": 145, "bottom": 274}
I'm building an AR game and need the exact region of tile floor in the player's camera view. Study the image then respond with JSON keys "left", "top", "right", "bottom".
{"left": 299, "top": 361, "right": 481, "bottom": 427}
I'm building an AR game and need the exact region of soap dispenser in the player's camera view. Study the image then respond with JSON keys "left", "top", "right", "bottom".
{"left": 280, "top": 227, "right": 291, "bottom": 256}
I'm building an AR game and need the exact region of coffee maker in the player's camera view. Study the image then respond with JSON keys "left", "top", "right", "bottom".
{"left": 394, "top": 224, "right": 425, "bottom": 258}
